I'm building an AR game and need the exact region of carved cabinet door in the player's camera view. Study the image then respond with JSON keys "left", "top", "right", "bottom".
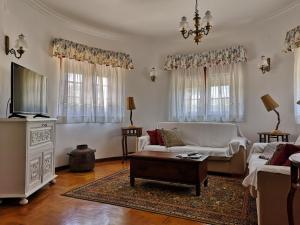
{"left": 27, "top": 152, "right": 43, "bottom": 191}
{"left": 42, "top": 150, "right": 54, "bottom": 182}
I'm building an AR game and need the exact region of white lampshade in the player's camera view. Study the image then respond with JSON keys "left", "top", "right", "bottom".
{"left": 15, "top": 34, "right": 28, "bottom": 50}
{"left": 261, "top": 56, "right": 269, "bottom": 66}
{"left": 203, "top": 10, "right": 212, "bottom": 24}
{"left": 179, "top": 16, "right": 189, "bottom": 30}
{"left": 150, "top": 67, "right": 157, "bottom": 77}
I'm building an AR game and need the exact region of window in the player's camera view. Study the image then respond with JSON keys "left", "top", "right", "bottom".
{"left": 294, "top": 48, "right": 300, "bottom": 123}
{"left": 67, "top": 73, "right": 83, "bottom": 106}
{"left": 58, "top": 58, "right": 125, "bottom": 123}
{"left": 169, "top": 63, "right": 244, "bottom": 122}
{"left": 95, "top": 76, "right": 108, "bottom": 111}
{"left": 208, "top": 85, "right": 230, "bottom": 116}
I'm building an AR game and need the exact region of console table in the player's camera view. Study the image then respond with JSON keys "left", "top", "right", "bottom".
{"left": 121, "top": 127, "right": 142, "bottom": 162}
{"left": 287, "top": 153, "right": 300, "bottom": 225}
{"left": 258, "top": 132, "right": 290, "bottom": 143}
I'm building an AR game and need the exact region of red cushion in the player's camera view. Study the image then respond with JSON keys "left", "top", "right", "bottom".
{"left": 147, "top": 130, "right": 159, "bottom": 145}
{"left": 269, "top": 144, "right": 300, "bottom": 166}
{"left": 156, "top": 129, "right": 165, "bottom": 146}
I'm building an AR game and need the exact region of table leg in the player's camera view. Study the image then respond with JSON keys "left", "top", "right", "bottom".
{"left": 122, "top": 136, "right": 125, "bottom": 163}
{"left": 196, "top": 183, "right": 201, "bottom": 196}
{"left": 130, "top": 176, "right": 135, "bottom": 187}
{"left": 267, "top": 134, "right": 270, "bottom": 143}
{"left": 204, "top": 178, "right": 208, "bottom": 187}
{"left": 125, "top": 136, "right": 128, "bottom": 160}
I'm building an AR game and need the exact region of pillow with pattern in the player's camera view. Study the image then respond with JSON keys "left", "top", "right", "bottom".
{"left": 160, "top": 128, "right": 185, "bottom": 147}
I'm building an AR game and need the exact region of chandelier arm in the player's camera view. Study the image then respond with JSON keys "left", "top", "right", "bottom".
{"left": 200, "top": 27, "right": 210, "bottom": 36}
{"left": 181, "top": 29, "right": 194, "bottom": 39}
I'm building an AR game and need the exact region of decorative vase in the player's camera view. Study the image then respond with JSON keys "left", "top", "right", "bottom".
{"left": 68, "top": 144, "right": 96, "bottom": 172}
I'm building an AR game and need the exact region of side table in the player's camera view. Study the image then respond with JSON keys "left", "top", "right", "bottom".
{"left": 121, "top": 127, "right": 142, "bottom": 162}
{"left": 287, "top": 153, "right": 300, "bottom": 225}
{"left": 258, "top": 132, "right": 290, "bottom": 143}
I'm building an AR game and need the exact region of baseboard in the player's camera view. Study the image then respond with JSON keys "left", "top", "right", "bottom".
{"left": 55, "top": 156, "right": 123, "bottom": 172}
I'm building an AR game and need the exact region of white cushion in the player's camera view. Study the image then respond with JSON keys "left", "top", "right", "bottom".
{"left": 142, "top": 145, "right": 167, "bottom": 151}
{"left": 158, "top": 122, "right": 240, "bottom": 148}
{"left": 168, "top": 145, "right": 231, "bottom": 157}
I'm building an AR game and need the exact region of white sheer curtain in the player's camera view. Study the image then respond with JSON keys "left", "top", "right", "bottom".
{"left": 58, "top": 58, "right": 125, "bottom": 123}
{"left": 169, "top": 63, "right": 244, "bottom": 122}
{"left": 206, "top": 63, "right": 244, "bottom": 122}
{"left": 169, "top": 68, "right": 206, "bottom": 121}
{"left": 294, "top": 48, "right": 300, "bottom": 123}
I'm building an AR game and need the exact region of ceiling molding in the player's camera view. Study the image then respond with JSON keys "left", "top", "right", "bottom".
{"left": 23, "top": 0, "right": 131, "bottom": 40}
{"left": 260, "top": 0, "right": 300, "bottom": 22}
{"left": 23, "top": 0, "right": 300, "bottom": 41}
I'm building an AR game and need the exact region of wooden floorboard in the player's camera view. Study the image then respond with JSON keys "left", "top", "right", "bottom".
{"left": 0, "top": 161, "right": 206, "bottom": 225}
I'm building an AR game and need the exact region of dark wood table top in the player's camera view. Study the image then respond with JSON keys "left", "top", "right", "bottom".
{"left": 130, "top": 151, "right": 208, "bottom": 162}
{"left": 257, "top": 132, "right": 290, "bottom": 135}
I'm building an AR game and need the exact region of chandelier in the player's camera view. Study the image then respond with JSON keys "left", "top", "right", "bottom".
{"left": 179, "top": 0, "right": 212, "bottom": 44}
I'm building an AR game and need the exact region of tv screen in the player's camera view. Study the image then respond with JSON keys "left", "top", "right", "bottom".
{"left": 11, "top": 63, "right": 47, "bottom": 115}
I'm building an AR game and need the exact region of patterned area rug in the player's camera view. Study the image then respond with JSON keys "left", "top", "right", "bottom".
{"left": 63, "top": 170, "right": 257, "bottom": 225}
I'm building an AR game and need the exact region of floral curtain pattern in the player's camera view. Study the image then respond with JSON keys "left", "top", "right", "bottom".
{"left": 284, "top": 26, "right": 300, "bottom": 52}
{"left": 51, "top": 38, "right": 134, "bottom": 70}
{"left": 164, "top": 46, "right": 247, "bottom": 71}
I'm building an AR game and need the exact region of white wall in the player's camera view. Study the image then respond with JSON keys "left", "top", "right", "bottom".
{"left": 0, "top": 0, "right": 299, "bottom": 167}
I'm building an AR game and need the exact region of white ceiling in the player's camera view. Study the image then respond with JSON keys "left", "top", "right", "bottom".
{"left": 29, "top": 0, "right": 299, "bottom": 38}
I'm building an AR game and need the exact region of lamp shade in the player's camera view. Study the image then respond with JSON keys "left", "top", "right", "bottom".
{"left": 15, "top": 34, "right": 28, "bottom": 50}
{"left": 127, "top": 97, "right": 136, "bottom": 110}
{"left": 261, "top": 94, "right": 279, "bottom": 112}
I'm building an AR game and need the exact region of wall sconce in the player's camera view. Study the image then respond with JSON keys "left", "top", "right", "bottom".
{"left": 150, "top": 67, "right": 158, "bottom": 82}
{"left": 5, "top": 34, "right": 28, "bottom": 59}
{"left": 259, "top": 56, "right": 271, "bottom": 74}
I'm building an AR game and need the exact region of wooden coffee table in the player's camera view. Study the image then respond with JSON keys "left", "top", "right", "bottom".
{"left": 130, "top": 151, "right": 208, "bottom": 196}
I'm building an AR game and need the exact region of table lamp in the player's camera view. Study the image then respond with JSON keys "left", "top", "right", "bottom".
{"left": 127, "top": 97, "right": 136, "bottom": 127}
{"left": 261, "top": 94, "right": 281, "bottom": 134}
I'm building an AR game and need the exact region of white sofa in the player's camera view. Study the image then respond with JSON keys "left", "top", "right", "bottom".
{"left": 243, "top": 141, "right": 300, "bottom": 225}
{"left": 138, "top": 122, "right": 249, "bottom": 175}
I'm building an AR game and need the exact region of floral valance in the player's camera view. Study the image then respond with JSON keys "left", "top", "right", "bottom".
{"left": 164, "top": 45, "right": 247, "bottom": 71}
{"left": 284, "top": 26, "right": 300, "bottom": 52}
{"left": 51, "top": 38, "right": 134, "bottom": 70}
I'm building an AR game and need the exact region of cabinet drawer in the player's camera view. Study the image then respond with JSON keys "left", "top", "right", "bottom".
{"left": 27, "top": 122, "right": 55, "bottom": 149}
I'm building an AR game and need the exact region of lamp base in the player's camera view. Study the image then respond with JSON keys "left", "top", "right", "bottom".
{"left": 128, "top": 124, "right": 136, "bottom": 128}
{"left": 271, "top": 129, "right": 283, "bottom": 135}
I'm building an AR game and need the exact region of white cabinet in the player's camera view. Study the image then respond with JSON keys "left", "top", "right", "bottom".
{"left": 0, "top": 118, "right": 57, "bottom": 205}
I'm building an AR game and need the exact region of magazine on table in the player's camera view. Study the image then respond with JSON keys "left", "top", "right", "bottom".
{"left": 176, "top": 152, "right": 204, "bottom": 160}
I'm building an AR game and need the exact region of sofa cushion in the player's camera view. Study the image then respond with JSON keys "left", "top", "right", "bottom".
{"left": 160, "top": 129, "right": 185, "bottom": 147}
{"left": 158, "top": 122, "right": 239, "bottom": 148}
{"left": 268, "top": 144, "right": 300, "bottom": 166}
{"left": 147, "top": 130, "right": 159, "bottom": 145}
{"left": 156, "top": 129, "right": 165, "bottom": 146}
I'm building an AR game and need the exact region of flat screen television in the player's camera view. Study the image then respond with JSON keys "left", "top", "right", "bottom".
{"left": 10, "top": 62, "right": 48, "bottom": 117}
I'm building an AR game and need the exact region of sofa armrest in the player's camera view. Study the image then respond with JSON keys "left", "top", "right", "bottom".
{"left": 138, "top": 135, "right": 150, "bottom": 151}
{"left": 256, "top": 168, "right": 296, "bottom": 225}
{"left": 228, "top": 137, "right": 248, "bottom": 155}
